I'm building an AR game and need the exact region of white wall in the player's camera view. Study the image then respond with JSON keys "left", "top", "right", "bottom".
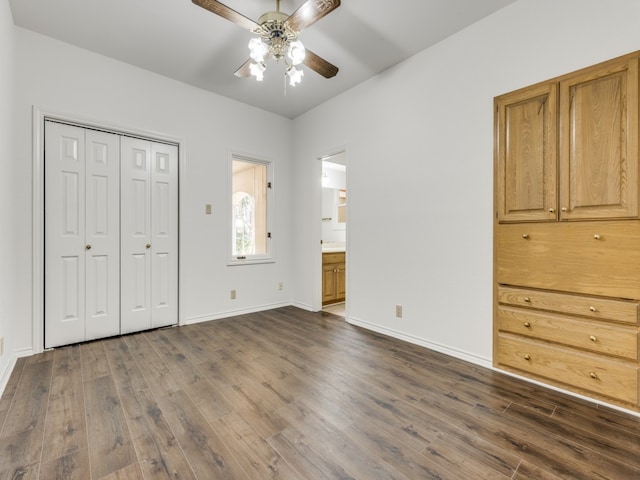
{"left": 6, "top": 0, "right": 640, "bottom": 388}
{"left": 292, "top": 0, "right": 640, "bottom": 366}
{"left": 11, "top": 28, "right": 294, "bottom": 358}
{"left": 0, "top": 0, "right": 16, "bottom": 391}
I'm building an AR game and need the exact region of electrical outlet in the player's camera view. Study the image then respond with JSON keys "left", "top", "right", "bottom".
{"left": 278, "top": 282, "right": 283, "bottom": 291}
{"left": 230, "top": 289, "right": 236, "bottom": 300}
{"left": 395, "top": 305, "right": 403, "bottom": 318}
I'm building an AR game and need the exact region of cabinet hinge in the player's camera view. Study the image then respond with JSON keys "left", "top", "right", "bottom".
{"left": 267, "top": 232, "right": 272, "bottom": 238}
{"left": 267, "top": 181, "right": 272, "bottom": 189}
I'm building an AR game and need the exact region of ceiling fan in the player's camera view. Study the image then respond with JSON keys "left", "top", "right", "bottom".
{"left": 192, "top": 0, "right": 340, "bottom": 86}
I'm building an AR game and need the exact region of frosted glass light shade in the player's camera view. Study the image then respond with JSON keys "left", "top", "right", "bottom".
{"left": 249, "top": 62, "right": 266, "bottom": 81}
{"left": 287, "top": 40, "right": 306, "bottom": 65}
{"left": 248, "top": 38, "right": 268, "bottom": 63}
{"left": 287, "top": 66, "right": 304, "bottom": 86}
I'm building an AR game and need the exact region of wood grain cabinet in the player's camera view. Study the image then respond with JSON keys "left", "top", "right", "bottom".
{"left": 322, "top": 252, "right": 345, "bottom": 305}
{"left": 496, "top": 54, "right": 640, "bottom": 223}
{"left": 494, "top": 51, "right": 640, "bottom": 412}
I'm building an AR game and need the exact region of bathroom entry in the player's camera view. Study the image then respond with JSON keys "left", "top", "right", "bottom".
{"left": 321, "top": 151, "right": 346, "bottom": 317}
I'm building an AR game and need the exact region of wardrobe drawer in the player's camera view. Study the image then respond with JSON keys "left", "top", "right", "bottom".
{"left": 497, "top": 306, "right": 639, "bottom": 360}
{"left": 497, "top": 334, "right": 639, "bottom": 405}
{"left": 322, "top": 252, "right": 345, "bottom": 264}
{"left": 497, "top": 285, "right": 639, "bottom": 324}
{"left": 496, "top": 221, "right": 640, "bottom": 299}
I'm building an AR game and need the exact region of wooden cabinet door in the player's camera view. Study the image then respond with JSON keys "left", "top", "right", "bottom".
{"left": 495, "top": 82, "right": 558, "bottom": 222}
{"left": 559, "top": 56, "right": 639, "bottom": 220}
{"left": 335, "top": 263, "right": 346, "bottom": 301}
{"left": 322, "top": 264, "right": 336, "bottom": 303}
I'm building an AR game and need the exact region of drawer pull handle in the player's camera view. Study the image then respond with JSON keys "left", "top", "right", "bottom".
{"left": 524, "top": 354, "right": 531, "bottom": 361}
{"left": 593, "top": 233, "right": 601, "bottom": 240}
{"left": 522, "top": 234, "right": 529, "bottom": 239}
{"left": 590, "top": 335, "right": 597, "bottom": 342}
{"left": 589, "top": 372, "right": 598, "bottom": 379}
{"left": 523, "top": 297, "right": 531, "bottom": 303}
{"left": 523, "top": 322, "right": 531, "bottom": 328}
{"left": 589, "top": 306, "right": 597, "bottom": 312}
{"left": 549, "top": 208, "right": 555, "bottom": 213}
{"left": 561, "top": 207, "right": 568, "bottom": 212}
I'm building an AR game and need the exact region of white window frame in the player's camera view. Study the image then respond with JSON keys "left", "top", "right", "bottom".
{"left": 228, "top": 151, "right": 275, "bottom": 266}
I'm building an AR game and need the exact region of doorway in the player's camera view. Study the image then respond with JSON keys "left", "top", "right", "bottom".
{"left": 320, "top": 151, "right": 346, "bottom": 317}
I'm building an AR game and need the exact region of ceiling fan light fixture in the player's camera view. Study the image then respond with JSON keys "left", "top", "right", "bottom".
{"left": 248, "top": 37, "right": 268, "bottom": 63}
{"left": 249, "top": 61, "right": 266, "bottom": 81}
{"left": 287, "top": 66, "right": 304, "bottom": 86}
{"left": 193, "top": 0, "right": 341, "bottom": 83}
{"left": 287, "top": 40, "right": 306, "bottom": 65}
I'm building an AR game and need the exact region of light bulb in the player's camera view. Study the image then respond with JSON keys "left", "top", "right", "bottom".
{"left": 248, "top": 38, "right": 268, "bottom": 63}
{"left": 287, "top": 40, "right": 306, "bottom": 65}
{"left": 287, "top": 66, "right": 304, "bottom": 86}
{"left": 249, "top": 62, "right": 266, "bottom": 81}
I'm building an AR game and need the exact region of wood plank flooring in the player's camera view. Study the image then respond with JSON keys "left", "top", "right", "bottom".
{"left": 1, "top": 306, "right": 639, "bottom": 479}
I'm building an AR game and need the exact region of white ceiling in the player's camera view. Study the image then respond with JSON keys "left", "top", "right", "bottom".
{"left": 9, "top": 0, "right": 517, "bottom": 118}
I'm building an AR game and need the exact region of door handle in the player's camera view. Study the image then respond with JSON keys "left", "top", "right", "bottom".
{"left": 146, "top": 243, "right": 151, "bottom": 249}
{"left": 85, "top": 244, "right": 92, "bottom": 250}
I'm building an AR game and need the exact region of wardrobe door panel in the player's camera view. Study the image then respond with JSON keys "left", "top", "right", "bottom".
{"left": 85, "top": 129, "right": 120, "bottom": 340}
{"left": 45, "top": 122, "right": 87, "bottom": 348}
{"left": 559, "top": 56, "right": 639, "bottom": 220}
{"left": 151, "top": 143, "right": 178, "bottom": 328}
{"left": 120, "top": 137, "right": 152, "bottom": 334}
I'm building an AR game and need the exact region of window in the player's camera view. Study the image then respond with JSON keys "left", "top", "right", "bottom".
{"left": 229, "top": 154, "right": 273, "bottom": 264}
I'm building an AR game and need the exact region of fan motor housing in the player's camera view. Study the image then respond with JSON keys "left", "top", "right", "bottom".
{"left": 257, "top": 11, "right": 298, "bottom": 41}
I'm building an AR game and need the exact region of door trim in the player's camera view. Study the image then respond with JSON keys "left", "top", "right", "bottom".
{"left": 32, "top": 106, "right": 186, "bottom": 353}
{"left": 315, "top": 147, "right": 349, "bottom": 313}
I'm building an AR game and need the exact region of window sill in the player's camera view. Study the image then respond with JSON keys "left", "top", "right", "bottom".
{"left": 227, "top": 257, "right": 275, "bottom": 266}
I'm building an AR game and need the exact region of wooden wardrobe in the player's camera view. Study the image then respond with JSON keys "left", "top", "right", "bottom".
{"left": 493, "top": 51, "right": 640, "bottom": 411}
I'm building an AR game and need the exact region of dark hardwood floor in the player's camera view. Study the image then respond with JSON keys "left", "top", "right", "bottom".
{"left": 0, "top": 306, "right": 639, "bottom": 479}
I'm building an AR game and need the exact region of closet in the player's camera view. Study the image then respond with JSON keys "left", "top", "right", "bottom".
{"left": 494, "top": 51, "right": 640, "bottom": 411}
{"left": 44, "top": 120, "right": 178, "bottom": 348}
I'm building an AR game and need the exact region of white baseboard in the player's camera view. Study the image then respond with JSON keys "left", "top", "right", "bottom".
{"left": 347, "top": 315, "right": 493, "bottom": 369}
{"left": 0, "top": 355, "right": 17, "bottom": 399}
{"left": 346, "top": 315, "right": 640, "bottom": 418}
{"left": 289, "top": 301, "right": 314, "bottom": 312}
{"left": 183, "top": 301, "right": 292, "bottom": 325}
{"left": 0, "top": 347, "right": 35, "bottom": 398}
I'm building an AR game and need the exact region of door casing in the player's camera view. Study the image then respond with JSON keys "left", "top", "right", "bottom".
{"left": 32, "top": 107, "right": 186, "bottom": 353}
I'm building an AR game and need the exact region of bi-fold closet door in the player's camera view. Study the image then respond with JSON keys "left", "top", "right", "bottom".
{"left": 120, "top": 137, "right": 178, "bottom": 334}
{"left": 44, "top": 121, "right": 178, "bottom": 349}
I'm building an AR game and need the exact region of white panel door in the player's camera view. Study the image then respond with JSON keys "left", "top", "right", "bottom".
{"left": 45, "top": 122, "right": 86, "bottom": 348}
{"left": 150, "top": 142, "right": 178, "bottom": 328}
{"left": 120, "top": 137, "right": 152, "bottom": 333}
{"left": 84, "top": 129, "right": 120, "bottom": 340}
{"left": 45, "top": 122, "right": 120, "bottom": 348}
{"left": 121, "top": 138, "right": 178, "bottom": 333}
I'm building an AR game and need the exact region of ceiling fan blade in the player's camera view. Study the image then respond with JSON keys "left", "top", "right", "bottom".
{"left": 192, "top": 0, "right": 259, "bottom": 31}
{"left": 286, "top": 0, "right": 341, "bottom": 32}
{"left": 234, "top": 59, "right": 253, "bottom": 78}
{"left": 304, "top": 49, "right": 339, "bottom": 78}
